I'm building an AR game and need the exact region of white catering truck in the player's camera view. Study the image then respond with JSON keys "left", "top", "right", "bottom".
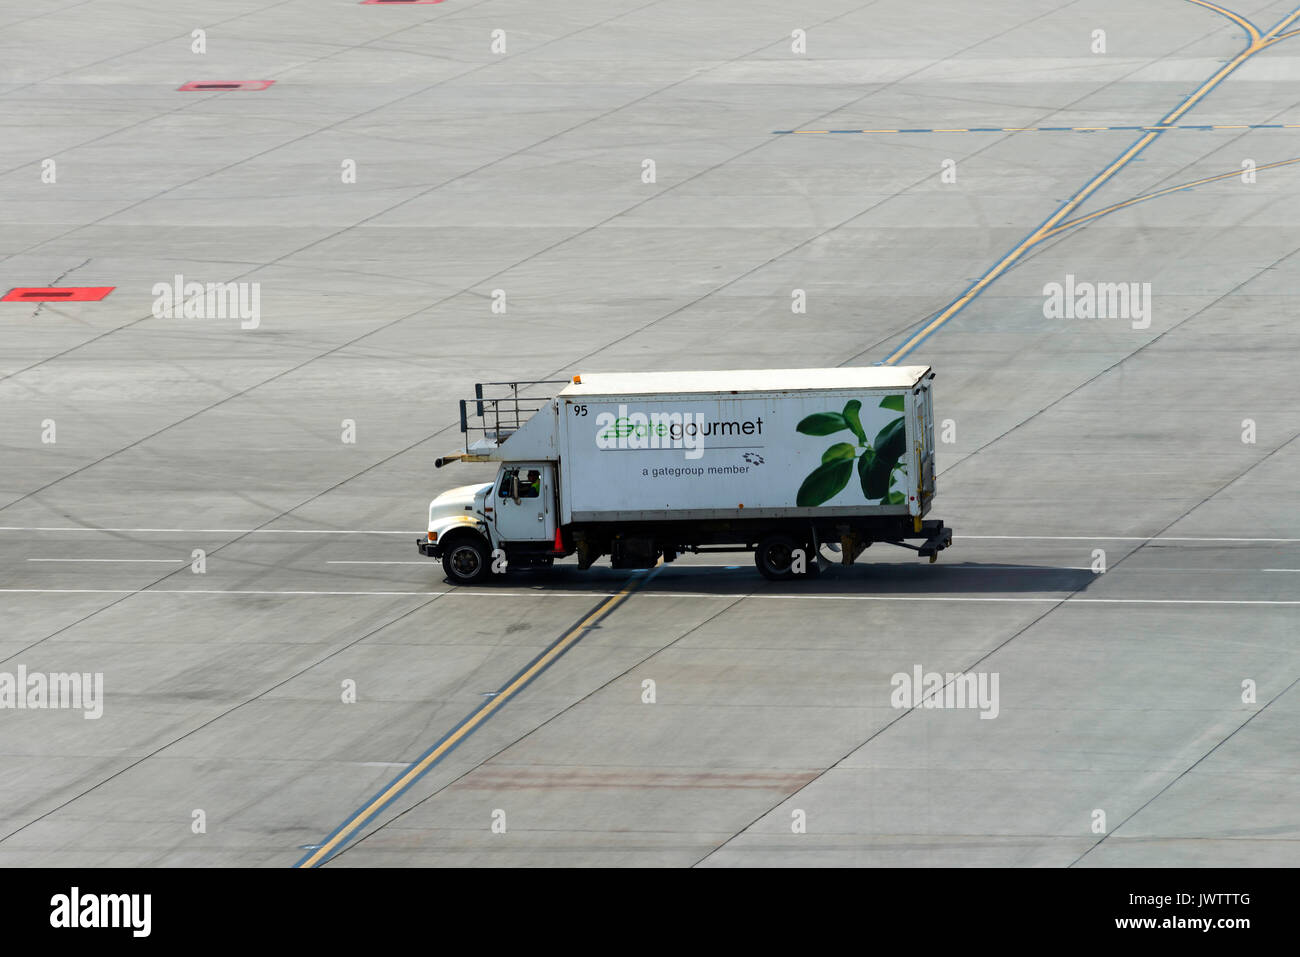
{"left": 418, "top": 367, "right": 951, "bottom": 583}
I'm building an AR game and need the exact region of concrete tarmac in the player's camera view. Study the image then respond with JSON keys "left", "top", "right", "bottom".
{"left": 0, "top": 0, "right": 1297, "bottom": 866}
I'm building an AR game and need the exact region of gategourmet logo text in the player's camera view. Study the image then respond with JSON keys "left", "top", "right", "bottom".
{"left": 594, "top": 406, "right": 764, "bottom": 460}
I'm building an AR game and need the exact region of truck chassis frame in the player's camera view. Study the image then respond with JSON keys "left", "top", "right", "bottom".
{"left": 420, "top": 516, "right": 951, "bottom": 583}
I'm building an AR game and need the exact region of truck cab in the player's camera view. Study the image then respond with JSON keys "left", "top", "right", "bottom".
{"left": 418, "top": 461, "right": 558, "bottom": 584}
{"left": 490, "top": 463, "right": 557, "bottom": 546}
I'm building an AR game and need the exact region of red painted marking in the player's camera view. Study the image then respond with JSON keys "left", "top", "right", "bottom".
{"left": 2, "top": 287, "right": 114, "bottom": 302}
{"left": 177, "top": 80, "right": 275, "bottom": 92}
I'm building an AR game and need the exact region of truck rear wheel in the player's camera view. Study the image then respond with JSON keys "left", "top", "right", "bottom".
{"left": 442, "top": 534, "right": 491, "bottom": 585}
{"left": 755, "top": 534, "right": 813, "bottom": 581}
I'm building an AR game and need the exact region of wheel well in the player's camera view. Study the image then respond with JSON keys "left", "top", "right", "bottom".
{"left": 440, "top": 527, "right": 487, "bottom": 550}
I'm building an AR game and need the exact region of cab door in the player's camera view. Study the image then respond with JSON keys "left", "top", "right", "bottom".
{"left": 492, "top": 463, "right": 556, "bottom": 543}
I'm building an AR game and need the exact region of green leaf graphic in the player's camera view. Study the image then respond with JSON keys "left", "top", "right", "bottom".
{"left": 864, "top": 417, "right": 906, "bottom": 499}
{"left": 887, "top": 491, "right": 906, "bottom": 505}
{"left": 796, "top": 412, "right": 849, "bottom": 436}
{"left": 880, "top": 395, "right": 904, "bottom": 412}
{"left": 822, "top": 442, "right": 856, "bottom": 463}
{"left": 856, "top": 448, "right": 876, "bottom": 498}
{"left": 873, "top": 416, "right": 905, "bottom": 454}
{"left": 797, "top": 459, "right": 853, "bottom": 506}
{"left": 843, "top": 400, "right": 866, "bottom": 444}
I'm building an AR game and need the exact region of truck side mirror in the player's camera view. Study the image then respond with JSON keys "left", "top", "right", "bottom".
{"left": 510, "top": 475, "right": 521, "bottom": 505}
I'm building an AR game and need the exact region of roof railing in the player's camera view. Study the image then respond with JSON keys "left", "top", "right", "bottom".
{"left": 458, "top": 379, "right": 567, "bottom": 453}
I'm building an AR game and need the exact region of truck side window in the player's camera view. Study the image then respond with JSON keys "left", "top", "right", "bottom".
{"left": 498, "top": 468, "right": 541, "bottom": 498}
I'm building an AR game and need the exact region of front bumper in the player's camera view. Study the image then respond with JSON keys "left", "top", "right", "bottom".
{"left": 417, "top": 537, "right": 442, "bottom": 558}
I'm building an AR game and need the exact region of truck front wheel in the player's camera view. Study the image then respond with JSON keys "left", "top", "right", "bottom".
{"left": 755, "top": 534, "right": 812, "bottom": 582}
{"left": 442, "top": 534, "right": 491, "bottom": 585}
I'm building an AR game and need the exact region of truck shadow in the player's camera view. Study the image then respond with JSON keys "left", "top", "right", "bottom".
{"left": 482, "top": 561, "right": 1097, "bottom": 595}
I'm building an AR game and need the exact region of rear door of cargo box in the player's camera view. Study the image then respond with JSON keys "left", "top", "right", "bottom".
{"left": 911, "top": 376, "right": 936, "bottom": 515}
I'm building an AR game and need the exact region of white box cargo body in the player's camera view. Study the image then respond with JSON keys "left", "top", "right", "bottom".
{"left": 424, "top": 365, "right": 948, "bottom": 583}
{"left": 536, "top": 367, "right": 936, "bottom": 522}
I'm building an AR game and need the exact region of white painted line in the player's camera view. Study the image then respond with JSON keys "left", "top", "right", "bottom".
{"left": 26, "top": 558, "right": 182, "bottom": 563}
{"left": 0, "top": 589, "right": 450, "bottom": 596}
{"left": 961, "top": 535, "right": 1300, "bottom": 543}
{"left": 668, "top": 563, "right": 1281, "bottom": 571}
{"left": 326, "top": 561, "right": 430, "bottom": 565}
{"left": 907, "top": 564, "right": 1091, "bottom": 571}
{"left": 0, "top": 587, "right": 1295, "bottom": 605}
{"left": 0, "top": 526, "right": 419, "bottom": 535}
{"left": 680, "top": 563, "right": 1089, "bottom": 570}
{"left": 748, "top": 595, "right": 1300, "bottom": 605}
{"left": 2, "top": 527, "right": 1298, "bottom": 543}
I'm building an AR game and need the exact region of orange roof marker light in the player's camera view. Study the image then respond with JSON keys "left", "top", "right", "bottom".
{"left": 572, "top": 375, "right": 581, "bottom": 384}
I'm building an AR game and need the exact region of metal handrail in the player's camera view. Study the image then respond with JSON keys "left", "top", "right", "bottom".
{"left": 458, "top": 379, "right": 567, "bottom": 453}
